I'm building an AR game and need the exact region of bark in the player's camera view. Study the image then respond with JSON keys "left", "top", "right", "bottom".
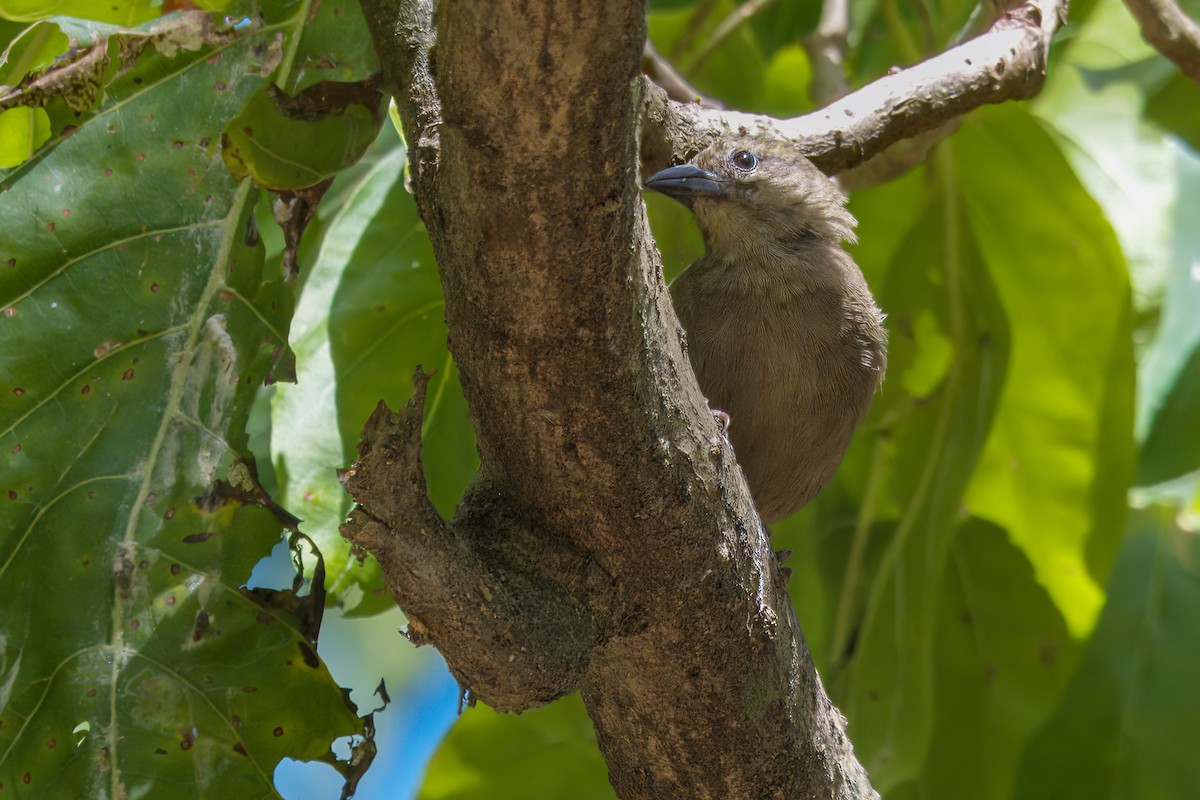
{"left": 352, "top": 0, "right": 873, "bottom": 797}
{"left": 346, "top": 0, "right": 1067, "bottom": 797}
{"left": 1121, "top": 0, "right": 1200, "bottom": 84}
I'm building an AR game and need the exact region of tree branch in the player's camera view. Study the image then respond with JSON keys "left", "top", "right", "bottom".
{"left": 1121, "top": 0, "right": 1200, "bottom": 83}
{"left": 341, "top": 371, "right": 602, "bottom": 710}
{"left": 358, "top": 0, "right": 439, "bottom": 187}
{"left": 800, "top": 0, "right": 961, "bottom": 191}
{"left": 643, "top": 0, "right": 1067, "bottom": 176}
{"left": 803, "top": 0, "right": 852, "bottom": 106}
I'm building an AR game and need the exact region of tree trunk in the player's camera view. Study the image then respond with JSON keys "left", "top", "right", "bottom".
{"left": 346, "top": 1, "right": 881, "bottom": 797}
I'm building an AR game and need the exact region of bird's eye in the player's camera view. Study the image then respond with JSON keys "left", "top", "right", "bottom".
{"left": 731, "top": 150, "right": 758, "bottom": 172}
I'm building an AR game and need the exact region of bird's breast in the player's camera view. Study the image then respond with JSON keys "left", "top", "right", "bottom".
{"left": 671, "top": 274, "right": 884, "bottom": 522}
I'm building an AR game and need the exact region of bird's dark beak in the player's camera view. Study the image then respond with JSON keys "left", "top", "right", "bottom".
{"left": 643, "top": 163, "right": 724, "bottom": 202}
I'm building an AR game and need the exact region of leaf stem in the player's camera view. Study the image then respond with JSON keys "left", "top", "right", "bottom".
{"left": 830, "top": 427, "right": 890, "bottom": 674}
{"left": 274, "top": 0, "right": 316, "bottom": 91}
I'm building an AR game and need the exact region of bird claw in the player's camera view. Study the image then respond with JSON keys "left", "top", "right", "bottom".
{"left": 711, "top": 408, "right": 731, "bottom": 436}
{"left": 775, "top": 548, "right": 793, "bottom": 582}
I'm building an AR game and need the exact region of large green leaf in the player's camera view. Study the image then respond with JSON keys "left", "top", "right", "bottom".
{"left": 835, "top": 149, "right": 1012, "bottom": 790}
{"left": 911, "top": 519, "right": 1077, "bottom": 800}
{"left": 1028, "top": 0, "right": 1200, "bottom": 487}
{"left": 0, "top": 0, "right": 156, "bottom": 24}
{"left": 958, "top": 106, "right": 1135, "bottom": 633}
{"left": 1014, "top": 509, "right": 1200, "bottom": 800}
{"left": 1031, "top": 0, "right": 1182, "bottom": 307}
{"left": 0, "top": 10, "right": 368, "bottom": 796}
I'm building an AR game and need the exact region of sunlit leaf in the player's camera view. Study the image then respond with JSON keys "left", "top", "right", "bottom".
{"left": 958, "top": 106, "right": 1135, "bottom": 635}
{"left": 0, "top": 0, "right": 156, "bottom": 24}
{"left": 270, "top": 127, "right": 476, "bottom": 616}
{"left": 898, "top": 518, "right": 1078, "bottom": 800}
{"left": 838, "top": 160, "right": 1011, "bottom": 790}
{"left": 0, "top": 19, "right": 69, "bottom": 80}
{"left": 0, "top": 105, "right": 49, "bottom": 166}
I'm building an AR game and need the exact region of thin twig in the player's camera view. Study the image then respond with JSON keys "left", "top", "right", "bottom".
{"left": 682, "top": 0, "right": 779, "bottom": 73}
{"left": 803, "top": 0, "right": 852, "bottom": 105}
{"left": 642, "top": 40, "right": 725, "bottom": 109}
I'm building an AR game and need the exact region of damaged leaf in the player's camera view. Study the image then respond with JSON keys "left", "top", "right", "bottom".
{"left": 0, "top": 11, "right": 247, "bottom": 166}
{"left": 0, "top": 8, "right": 368, "bottom": 798}
{"left": 222, "top": 80, "right": 385, "bottom": 191}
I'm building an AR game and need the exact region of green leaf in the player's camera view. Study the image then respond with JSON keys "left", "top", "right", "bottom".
{"left": 836, "top": 155, "right": 1012, "bottom": 790}
{"left": 0, "top": 105, "right": 49, "bottom": 166}
{"left": 1135, "top": 152, "right": 1200, "bottom": 485}
{"left": 0, "top": 20, "right": 69, "bottom": 82}
{"left": 902, "top": 518, "right": 1078, "bottom": 800}
{"left": 1032, "top": 0, "right": 1180, "bottom": 306}
{"left": 759, "top": 43, "right": 812, "bottom": 117}
{"left": 419, "top": 695, "right": 613, "bottom": 800}
{"left": 1028, "top": 0, "right": 1200, "bottom": 489}
{"left": 0, "top": 11, "right": 365, "bottom": 796}
{"left": 899, "top": 308, "right": 952, "bottom": 398}
{"left": 1014, "top": 508, "right": 1200, "bottom": 800}
{"left": 270, "top": 127, "right": 476, "bottom": 616}
{"left": 221, "top": 81, "right": 385, "bottom": 191}
{"left": 279, "top": 0, "right": 379, "bottom": 95}
{"left": 1144, "top": 72, "right": 1200, "bottom": 152}
{"left": 957, "top": 106, "right": 1135, "bottom": 635}
{"left": 0, "top": 0, "right": 156, "bottom": 24}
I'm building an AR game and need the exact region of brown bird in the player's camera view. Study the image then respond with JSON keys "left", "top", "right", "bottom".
{"left": 645, "top": 140, "right": 887, "bottom": 523}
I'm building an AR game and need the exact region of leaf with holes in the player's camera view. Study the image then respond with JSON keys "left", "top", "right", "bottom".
{"left": 0, "top": 10, "right": 367, "bottom": 798}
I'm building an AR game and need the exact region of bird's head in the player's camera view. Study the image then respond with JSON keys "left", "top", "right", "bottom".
{"left": 644, "top": 139, "right": 856, "bottom": 259}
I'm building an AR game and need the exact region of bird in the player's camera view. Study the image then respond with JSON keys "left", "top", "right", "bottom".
{"left": 644, "top": 139, "right": 887, "bottom": 524}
